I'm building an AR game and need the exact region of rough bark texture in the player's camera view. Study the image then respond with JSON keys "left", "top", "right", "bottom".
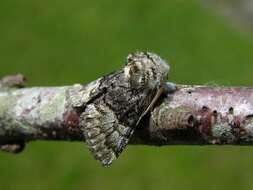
{"left": 1, "top": 74, "right": 253, "bottom": 148}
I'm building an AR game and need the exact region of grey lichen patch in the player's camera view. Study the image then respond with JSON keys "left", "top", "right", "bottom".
{"left": 11, "top": 87, "right": 68, "bottom": 129}
{"left": 211, "top": 123, "right": 235, "bottom": 143}
{"left": 39, "top": 88, "right": 66, "bottom": 125}
{"left": 0, "top": 91, "right": 18, "bottom": 135}
{"left": 0, "top": 91, "right": 17, "bottom": 118}
{"left": 0, "top": 90, "right": 39, "bottom": 137}
{"left": 12, "top": 120, "right": 37, "bottom": 136}
{"left": 244, "top": 119, "right": 253, "bottom": 137}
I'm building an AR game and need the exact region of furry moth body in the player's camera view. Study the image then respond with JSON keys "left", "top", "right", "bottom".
{"left": 71, "top": 52, "right": 171, "bottom": 166}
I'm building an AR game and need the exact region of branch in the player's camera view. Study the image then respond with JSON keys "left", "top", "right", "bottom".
{"left": 1, "top": 74, "right": 253, "bottom": 150}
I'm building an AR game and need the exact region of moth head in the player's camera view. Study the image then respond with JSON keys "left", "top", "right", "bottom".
{"left": 124, "top": 52, "right": 170, "bottom": 89}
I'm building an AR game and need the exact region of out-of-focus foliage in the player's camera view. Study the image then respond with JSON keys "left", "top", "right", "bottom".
{"left": 1, "top": 0, "right": 253, "bottom": 189}
{"left": 206, "top": 0, "right": 253, "bottom": 33}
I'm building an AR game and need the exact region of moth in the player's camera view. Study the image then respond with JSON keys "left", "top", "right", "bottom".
{"left": 70, "top": 52, "right": 174, "bottom": 166}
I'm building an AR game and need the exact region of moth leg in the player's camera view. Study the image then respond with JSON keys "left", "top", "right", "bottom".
{"left": 136, "top": 87, "right": 164, "bottom": 126}
{"left": 136, "top": 82, "right": 177, "bottom": 126}
{"left": 80, "top": 104, "right": 133, "bottom": 166}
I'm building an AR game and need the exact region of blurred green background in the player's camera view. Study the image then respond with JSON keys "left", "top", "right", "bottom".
{"left": 1, "top": 0, "right": 253, "bottom": 189}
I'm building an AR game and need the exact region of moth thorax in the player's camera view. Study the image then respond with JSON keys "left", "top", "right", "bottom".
{"left": 124, "top": 52, "right": 169, "bottom": 89}
{"left": 124, "top": 63, "right": 157, "bottom": 89}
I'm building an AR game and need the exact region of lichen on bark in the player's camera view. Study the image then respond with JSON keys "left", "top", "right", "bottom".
{"left": 1, "top": 75, "right": 253, "bottom": 152}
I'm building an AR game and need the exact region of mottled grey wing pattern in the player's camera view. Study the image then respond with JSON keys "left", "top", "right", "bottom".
{"left": 80, "top": 70, "right": 148, "bottom": 166}
{"left": 78, "top": 52, "right": 170, "bottom": 166}
{"left": 81, "top": 104, "right": 134, "bottom": 166}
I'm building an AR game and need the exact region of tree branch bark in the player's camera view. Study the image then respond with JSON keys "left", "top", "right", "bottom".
{"left": 1, "top": 74, "right": 253, "bottom": 150}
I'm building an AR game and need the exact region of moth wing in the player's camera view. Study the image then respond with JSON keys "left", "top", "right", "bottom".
{"left": 68, "top": 78, "right": 102, "bottom": 108}
{"left": 81, "top": 104, "right": 134, "bottom": 166}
